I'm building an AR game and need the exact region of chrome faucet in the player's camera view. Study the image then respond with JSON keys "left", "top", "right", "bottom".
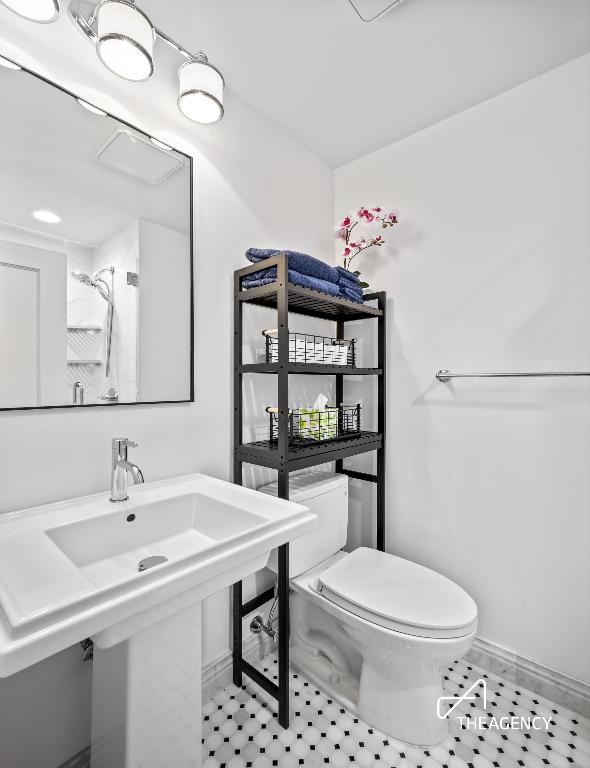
{"left": 110, "top": 438, "right": 144, "bottom": 502}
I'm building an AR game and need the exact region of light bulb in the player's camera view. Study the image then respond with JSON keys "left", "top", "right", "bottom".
{"left": 0, "top": 0, "right": 59, "bottom": 23}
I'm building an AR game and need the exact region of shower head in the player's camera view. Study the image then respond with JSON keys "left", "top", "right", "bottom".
{"left": 71, "top": 270, "right": 96, "bottom": 287}
{"left": 71, "top": 269, "right": 112, "bottom": 303}
{"left": 71, "top": 266, "right": 115, "bottom": 377}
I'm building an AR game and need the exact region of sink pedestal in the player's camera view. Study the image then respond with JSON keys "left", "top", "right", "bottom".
{"left": 91, "top": 603, "right": 202, "bottom": 768}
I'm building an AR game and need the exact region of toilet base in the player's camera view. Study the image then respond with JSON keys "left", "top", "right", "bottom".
{"left": 291, "top": 635, "right": 449, "bottom": 746}
{"left": 357, "top": 654, "right": 448, "bottom": 746}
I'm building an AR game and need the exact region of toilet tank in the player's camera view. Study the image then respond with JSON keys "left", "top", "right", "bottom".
{"left": 258, "top": 472, "right": 349, "bottom": 577}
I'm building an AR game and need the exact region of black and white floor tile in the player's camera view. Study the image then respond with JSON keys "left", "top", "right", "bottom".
{"left": 202, "top": 652, "right": 590, "bottom": 768}
{"left": 61, "top": 651, "right": 590, "bottom": 767}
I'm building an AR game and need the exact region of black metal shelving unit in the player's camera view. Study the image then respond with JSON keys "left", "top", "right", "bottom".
{"left": 232, "top": 252, "right": 386, "bottom": 728}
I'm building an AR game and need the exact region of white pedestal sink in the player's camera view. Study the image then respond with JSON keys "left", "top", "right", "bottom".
{"left": 0, "top": 474, "right": 316, "bottom": 768}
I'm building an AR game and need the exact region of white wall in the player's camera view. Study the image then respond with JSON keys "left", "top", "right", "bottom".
{"left": 0, "top": 17, "right": 333, "bottom": 768}
{"left": 138, "top": 220, "right": 191, "bottom": 402}
{"left": 335, "top": 54, "right": 590, "bottom": 684}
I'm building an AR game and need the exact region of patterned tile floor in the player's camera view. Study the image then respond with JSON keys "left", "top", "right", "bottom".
{"left": 202, "top": 653, "right": 590, "bottom": 768}
{"left": 63, "top": 651, "right": 590, "bottom": 767}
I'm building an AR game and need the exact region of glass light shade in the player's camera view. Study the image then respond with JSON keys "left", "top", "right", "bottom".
{"left": 96, "top": 1, "right": 154, "bottom": 81}
{"left": 0, "top": 0, "right": 59, "bottom": 22}
{"left": 178, "top": 59, "right": 224, "bottom": 124}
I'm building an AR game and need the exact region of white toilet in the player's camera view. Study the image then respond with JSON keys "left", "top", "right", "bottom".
{"left": 260, "top": 472, "right": 478, "bottom": 746}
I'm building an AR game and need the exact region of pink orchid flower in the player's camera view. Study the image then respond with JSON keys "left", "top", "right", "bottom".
{"left": 335, "top": 204, "right": 399, "bottom": 280}
{"left": 358, "top": 207, "right": 375, "bottom": 224}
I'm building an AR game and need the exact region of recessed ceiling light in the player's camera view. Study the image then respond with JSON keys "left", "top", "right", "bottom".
{"left": 76, "top": 98, "right": 107, "bottom": 116}
{"left": 0, "top": 0, "right": 60, "bottom": 23}
{"left": 0, "top": 55, "right": 22, "bottom": 71}
{"left": 32, "top": 209, "right": 61, "bottom": 224}
{"left": 150, "top": 137, "right": 172, "bottom": 151}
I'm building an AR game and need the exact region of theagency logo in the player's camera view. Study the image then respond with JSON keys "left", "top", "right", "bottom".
{"left": 437, "top": 678, "right": 552, "bottom": 732}
{"left": 437, "top": 678, "right": 487, "bottom": 720}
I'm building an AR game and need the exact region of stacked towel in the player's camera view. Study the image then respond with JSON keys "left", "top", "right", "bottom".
{"left": 336, "top": 266, "right": 364, "bottom": 302}
{"left": 340, "top": 285, "right": 364, "bottom": 303}
{"left": 243, "top": 266, "right": 340, "bottom": 297}
{"left": 243, "top": 249, "right": 365, "bottom": 304}
{"left": 247, "top": 248, "right": 339, "bottom": 283}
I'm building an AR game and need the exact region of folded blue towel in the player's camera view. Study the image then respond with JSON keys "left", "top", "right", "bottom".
{"left": 339, "top": 285, "right": 364, "bottom": 304}
{"left": 243, "top": 267, "right": 341, "bottom": 298}
{"left": 339, "top": 275, "right": 361, "bottom": 291}
{"left": 336, "top": 266, "right": 361, "bottom": 287}
{"left": 247, "top": 248, "right": 339, "bottom": 284}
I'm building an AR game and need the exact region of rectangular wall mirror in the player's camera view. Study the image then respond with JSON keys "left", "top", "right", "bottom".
{"left": 0, "top": 64, "right": 193, "bottom": 410}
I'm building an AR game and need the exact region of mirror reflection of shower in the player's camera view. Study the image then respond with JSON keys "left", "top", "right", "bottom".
{"left": 71, "top": 266, "right": 114, "bottom": 376}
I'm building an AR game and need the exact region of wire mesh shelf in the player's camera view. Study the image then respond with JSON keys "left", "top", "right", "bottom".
{"left": 263, "top": 329, "right": 355, "bottom": 367}
{"left": 265, "top": 404, "right": 361, "bottom": 446}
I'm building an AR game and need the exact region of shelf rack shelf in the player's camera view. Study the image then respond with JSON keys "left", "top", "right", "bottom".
{"left": 239, "top": 362, "right": 382, "bottom": 375}
{"left": 232, "top": 252, "right": 386, "bottom": 729}
{"left": 236, "top": 431, "right": 383, "bottom": 471}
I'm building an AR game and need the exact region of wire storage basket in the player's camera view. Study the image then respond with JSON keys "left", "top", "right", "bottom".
{"left": 266, "top": 404, "right": 361, "bottom": 446}
{"left": 263, "top": 329, "right": 356, "bottom": 367}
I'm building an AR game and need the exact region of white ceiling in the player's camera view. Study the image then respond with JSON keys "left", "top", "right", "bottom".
{"left": 140, "top": 0, "right": 590, "bottom": 167}
{"left": 0, "top": 66, "right": 191, "bottom": 246}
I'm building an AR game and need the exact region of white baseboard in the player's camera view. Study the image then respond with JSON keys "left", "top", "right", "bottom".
{"left": 202, "top": 632, "right": 276, "bottom": 702}
{"left": 203, "top": 634, "right": 590, "bottom": 718}
{"left": 467, "top": 637, "right": 590, "bottom": 718}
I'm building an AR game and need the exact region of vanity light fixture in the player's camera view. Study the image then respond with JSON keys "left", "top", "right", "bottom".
{"left": 178, "top": 54, "right": 224, "bottom": 124}
{"left": 77, "top": 97, "right": 107, "bottom": 116}
{"left": 0, "top": 0, "right": 59, "bottom": 23}
{"left": 96, "top": 0, "right": 154, "bottom": 81}
{"left": 32, "top": 209, "right": 61, "bottom": 224}
{"left": 70, "top": 0, "right": 225, "bottom": 123}
{"left": 0, "top": 54, "right": 22, "bottom": 70}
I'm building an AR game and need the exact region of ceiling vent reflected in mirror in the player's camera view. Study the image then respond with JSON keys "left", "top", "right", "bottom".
{"left": 347, "top": 0, "right": 407, "bottom": 22}
{"left": 95, "top": 129, "right": 183, "bottom": 184}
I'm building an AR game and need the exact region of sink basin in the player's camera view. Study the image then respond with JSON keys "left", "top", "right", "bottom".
{"left": 0, "top": 473, "right": 316, "bottom": 768}
{"left": 0, "top": 473, "right": 316, "bottom": 675}
{"left": 47, "top": 492, "right": 270, "bottom": 589}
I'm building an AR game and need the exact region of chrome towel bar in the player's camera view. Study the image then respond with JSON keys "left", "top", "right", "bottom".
{"left": 436, "top": 369, "right": 590, "bottom": 383}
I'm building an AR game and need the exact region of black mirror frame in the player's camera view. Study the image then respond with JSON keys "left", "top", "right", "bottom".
{"left": 0, "top": 59, "right": 194, "bottom": 412}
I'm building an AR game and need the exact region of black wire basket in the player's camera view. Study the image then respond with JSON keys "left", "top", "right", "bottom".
{"left": 266, "top": 404, "right": 361, "bottom": 446}
{"left": 263, "top": 329, "right": 356, "bottom": 367}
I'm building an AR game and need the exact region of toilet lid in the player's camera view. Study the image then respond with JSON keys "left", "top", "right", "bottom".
{"left": 318, "top": 548, "right": 477, "bottom": 639}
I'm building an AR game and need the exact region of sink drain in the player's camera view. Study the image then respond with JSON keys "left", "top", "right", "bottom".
{"left": 138, "top": 555, "right": 168, "bottom": 572}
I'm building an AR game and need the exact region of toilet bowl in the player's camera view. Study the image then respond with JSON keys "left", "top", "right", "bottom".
{"left": 290, "top": 549, "right": 477, "bottom": 746}
{"left": 259, "top": 472, "right": 478, "bottom": 746}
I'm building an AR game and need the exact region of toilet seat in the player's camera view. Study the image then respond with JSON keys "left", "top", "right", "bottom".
{"left": 318, "top": 547, "right": 478, "bottom": 639}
